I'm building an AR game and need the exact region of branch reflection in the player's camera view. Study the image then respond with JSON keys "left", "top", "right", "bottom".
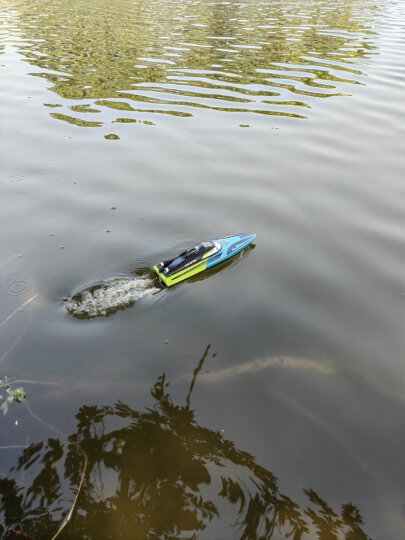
{"left": 0, "top": 347, "right": 370, "bottom": 539}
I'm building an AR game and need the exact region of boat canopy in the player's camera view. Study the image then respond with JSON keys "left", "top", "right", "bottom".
{"left": 161, "top": 241, "right": 215, "bottom": 276}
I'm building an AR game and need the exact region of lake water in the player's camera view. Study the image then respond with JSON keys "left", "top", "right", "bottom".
{"left": 1, "top": 0, "right": 405, "bottom": 538}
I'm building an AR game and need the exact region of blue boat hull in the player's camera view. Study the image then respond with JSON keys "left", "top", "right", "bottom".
{"left": 153, "top": 233, "right": 256, "bottom": 287}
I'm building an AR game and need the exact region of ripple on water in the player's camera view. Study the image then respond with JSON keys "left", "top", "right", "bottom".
{"left": 0, "top": 0, "right": 381, "bottom": 127}
{"left": 7, "top": 280, "right": 29, "bottom": 295}
{"left": 65, "top": 276, "right": 161, "bottom": 319}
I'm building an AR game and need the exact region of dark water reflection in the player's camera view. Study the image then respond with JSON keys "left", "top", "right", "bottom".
{"left": 3, "top": 0, "right": 380, "bottom": 126}
{"left": 0, "top": 350, "right": 369, "bottom": 540}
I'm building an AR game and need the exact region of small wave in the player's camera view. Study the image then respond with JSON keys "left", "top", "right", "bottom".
{"left": 65, "top": 275, "right": 161, "bottom": 319}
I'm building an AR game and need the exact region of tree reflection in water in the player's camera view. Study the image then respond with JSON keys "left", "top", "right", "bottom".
{"left": 0, "top": 347, "right": 370, "bottom": 539}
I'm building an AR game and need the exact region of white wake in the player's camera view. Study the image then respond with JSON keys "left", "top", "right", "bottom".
{"left": 65, "top": 275, "right": 161, "bottom": 318}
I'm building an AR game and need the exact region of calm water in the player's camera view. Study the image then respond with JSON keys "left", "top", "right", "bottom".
{"left": 1, "top": 0, "right": 405, "bottom": 538}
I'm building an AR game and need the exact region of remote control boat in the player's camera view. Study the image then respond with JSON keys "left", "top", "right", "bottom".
{"left": 153, "top": 233, "right": 256, "bottom": 287}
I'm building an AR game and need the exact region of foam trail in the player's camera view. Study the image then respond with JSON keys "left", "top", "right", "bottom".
{"left": 65, "top": 275, "right": 161, "bottom": 319}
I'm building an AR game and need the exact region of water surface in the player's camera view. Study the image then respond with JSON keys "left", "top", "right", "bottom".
{"left": 1, "top": 0, "right": 405, "bottom": 538}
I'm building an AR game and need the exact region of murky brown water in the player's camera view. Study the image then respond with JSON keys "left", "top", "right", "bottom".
{"left": 1, "top": 0, "right": 405, "bottom": 538}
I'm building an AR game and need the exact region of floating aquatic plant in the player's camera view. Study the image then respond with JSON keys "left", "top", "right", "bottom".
{"left": 0, "top": 377, "right": 25, "bottom": 414}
